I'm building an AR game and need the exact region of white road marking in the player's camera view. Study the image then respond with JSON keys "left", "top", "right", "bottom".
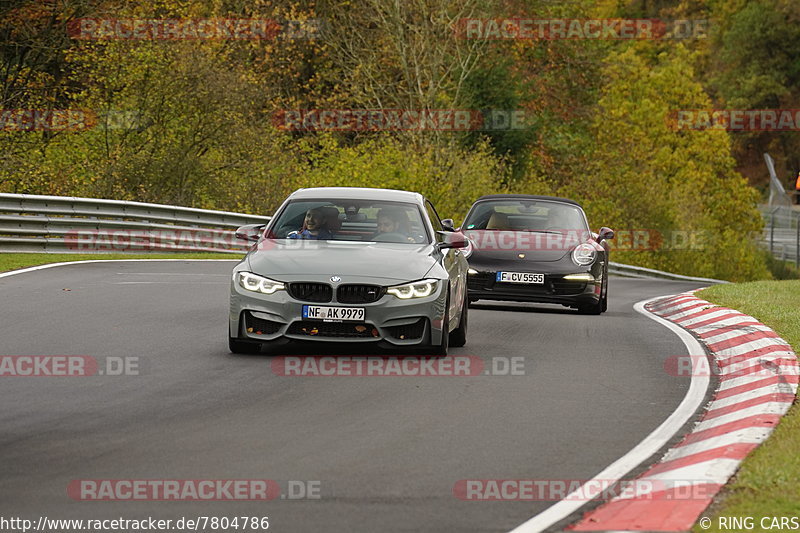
{"left": 702, "top": 324, "right": 774, "bottom": 344}
{"left": 112, "top": 281, "right": 224, "bottom": 285}
{"left": 711, "top": 387, "right": 796, "bottom": 409}
{"left": 637, "top": 458, "right": 742, "bottom": 485}
{"left": 679, "top": 309, "right": 742, "bottom": 327}
{"left": 693, "top": 403, "right": 793, "bottom": 432}
{"left": 115, "top": 272, "right": 229, "bottom": 276}
{"left": 714, "top": 339, "right": 792, "bottom": 358}
{"left": 661, "top": 426, "right": 771, "bottom": 461}
{"left": 0, "top": 259, "right": 238, "bottom": 280}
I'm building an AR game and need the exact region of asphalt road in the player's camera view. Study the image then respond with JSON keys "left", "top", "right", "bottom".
{"left": 0, "top": 260, "right": 708, "bottom": 533}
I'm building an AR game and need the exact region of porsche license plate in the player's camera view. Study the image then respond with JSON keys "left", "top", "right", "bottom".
{"left": 496, "top": 272, "right": 544, "bottom": 284}
{"left": 303, "top": 305, "right": 365, "bottom": 322}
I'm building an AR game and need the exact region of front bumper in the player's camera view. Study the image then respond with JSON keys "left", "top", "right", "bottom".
{"left": 229, "top": 277, "right": 448, "bottom": 347}
{"left": 467, "top": 267, "right": 603, "bottom": 307}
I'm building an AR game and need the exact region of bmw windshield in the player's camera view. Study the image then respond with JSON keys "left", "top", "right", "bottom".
{"left": 267, "top": 199, "right": 431, "bottom": 244}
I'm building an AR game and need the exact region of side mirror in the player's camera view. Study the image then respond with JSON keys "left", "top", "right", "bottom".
{"left": 436, "top": 231, "right": 468, "bottom": 249}
{"left": 597, "top": 227, "right": 614, "bottom": 243}
{"left": 235, "top": 224, "right": 266, "bottom": 242}
{"left": 441, "top": 218, "right": 456, "bottom": 232}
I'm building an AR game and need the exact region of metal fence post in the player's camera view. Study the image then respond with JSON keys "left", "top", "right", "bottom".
{"left": 770, "top": 210, "right": 775, "bottom": 254}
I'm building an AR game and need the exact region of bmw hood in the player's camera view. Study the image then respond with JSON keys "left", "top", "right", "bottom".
{"left": 245, "top": 239, "right": 439, "bottom": 284}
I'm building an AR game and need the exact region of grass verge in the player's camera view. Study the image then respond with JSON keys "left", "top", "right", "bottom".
{"left": 0, "top": 252, "right": 241, "bottom": 274}
{"left": 693, "top": 281, "right": 800, "bottom": 531}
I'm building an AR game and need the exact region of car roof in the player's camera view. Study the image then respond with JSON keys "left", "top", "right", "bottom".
{"left": 473, "top": 194, "right": 583, "bottom": 208}
{"left": 289, "top": 187, "right": 424, "bottom": 205}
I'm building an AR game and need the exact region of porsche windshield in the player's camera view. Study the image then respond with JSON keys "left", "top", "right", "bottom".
{"left": 463, "top": 200, "right": 589, "bottom": 233}
{"left": 267, "top": 199, "right": 431, "bottom": 244}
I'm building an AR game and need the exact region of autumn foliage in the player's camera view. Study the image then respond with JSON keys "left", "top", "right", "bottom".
{"left": 0, "top": 0, "right": 786, "bottom": 280}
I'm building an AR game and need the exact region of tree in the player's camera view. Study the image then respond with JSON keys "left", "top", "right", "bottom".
{"left": 568, "top": 43, "right": 768, "bottom": 281}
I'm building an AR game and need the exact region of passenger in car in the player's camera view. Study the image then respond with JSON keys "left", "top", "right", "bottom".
{"left": 289, "top": 207, "right": 335, "bottom": 240}
{"left": 486, "top": 211, "right": 510, "bottom": 230}
{"left": 373, "top": 208, "right": 414, "bottom": 242}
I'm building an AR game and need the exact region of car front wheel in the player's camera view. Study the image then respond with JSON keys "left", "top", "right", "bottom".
{"left": 434, "top": 294, "right": 450, "bottom": 356}
{"left": 449, "top": 292, "right": 468, "bottom": 348}
{"left": 578, "top": 293, "right": 603, "bottom": 315}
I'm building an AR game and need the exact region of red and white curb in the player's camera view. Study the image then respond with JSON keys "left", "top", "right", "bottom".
{"left": 567, "top": 291, "right": 798, "bottom": 531}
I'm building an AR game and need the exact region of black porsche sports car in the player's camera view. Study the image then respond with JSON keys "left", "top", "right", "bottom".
{"left": 459, "top": 194, "right": 614, "bottom": 314}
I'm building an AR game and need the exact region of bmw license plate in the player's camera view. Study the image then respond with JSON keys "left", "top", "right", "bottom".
{"left": 303, "top": 305, "right": 365, "bottom": 322}
{"left": 497, "top": 272, "right": 544, "bottom": 284}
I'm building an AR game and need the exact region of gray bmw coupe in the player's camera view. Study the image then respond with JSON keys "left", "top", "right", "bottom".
{"left": 229, "top": 187, "right": 469, "bottom": 355}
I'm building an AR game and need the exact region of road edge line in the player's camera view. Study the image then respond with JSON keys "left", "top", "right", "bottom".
{"left": 0, "top": 258, "right": 239, "bottom": 280}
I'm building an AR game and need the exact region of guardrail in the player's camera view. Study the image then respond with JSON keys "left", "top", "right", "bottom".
{"left": 0, "top": 194, "right": 271, "bottom": 254}
{"left": 608, "top": 262, "right": 729, "bottom": 284}
{"left": 0, "top": 192, "right": 747, "bottom": 281}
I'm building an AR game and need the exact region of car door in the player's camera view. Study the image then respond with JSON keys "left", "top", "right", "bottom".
{"left": 424, "top": 199, "right": 463, "bottom": 327}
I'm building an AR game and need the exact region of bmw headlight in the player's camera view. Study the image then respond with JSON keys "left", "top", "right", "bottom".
{"left": 236, "top": 272, "right": 285, "bottom": 295}
{"left": 571, "top": 243, "right": 597, "bottom": 266}
{"left": 387, "top": 279, "right": 438, "bottom": 299}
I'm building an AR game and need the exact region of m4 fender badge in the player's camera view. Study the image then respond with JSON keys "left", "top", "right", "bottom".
{"left": 330, "top": 276, "right": 341, "bottom": 283}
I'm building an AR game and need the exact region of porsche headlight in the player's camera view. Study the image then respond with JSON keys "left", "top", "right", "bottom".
{"left": 236, "top": 272, "right": 285, "bottom": 295}
{"left": 387, "top": 279, "right": 438, "bottom": 299}
{"left": 563, "top": 273, "right": 594, "bottom": 281}
{"left": 572, "top": 243, "right": 597, "bottom": 266}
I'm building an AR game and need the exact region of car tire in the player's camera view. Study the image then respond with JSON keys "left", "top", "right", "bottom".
{"left": 578, "top": 298, "right": 602, "bottom": 315}
{"left": 449, "top": 292, "right": 468, "bottom": 348}
{"left": 229, "top": 335, "right": 261, "bottom": 354}
{"left": 600, "top": 264, "right": 609, "bottom": 313}
{"left": 434, "top": 294, "right": 450, "bottom": 357}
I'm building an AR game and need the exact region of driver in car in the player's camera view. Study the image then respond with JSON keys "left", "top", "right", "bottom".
{"left": 289, "top": 207, "right": 335, "bottom": 240}
{"left": 373, "top": 208, "right": 415, "bottom": 243}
